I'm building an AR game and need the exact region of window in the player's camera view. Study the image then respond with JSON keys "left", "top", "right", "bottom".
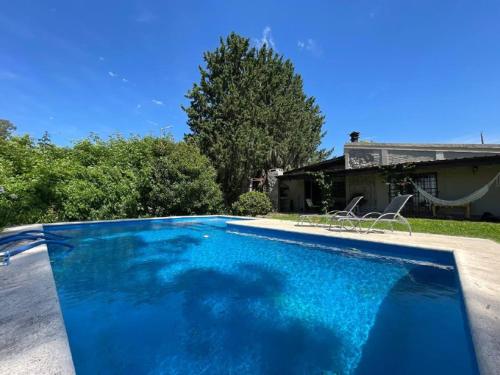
{"left": 389, "top": 173, "right": 437, "bottom": 217}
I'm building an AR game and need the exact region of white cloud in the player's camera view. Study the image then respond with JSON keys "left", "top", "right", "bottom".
{"left": 136, "top": 10, "right": 156, "bottom": 23}
{"left": 255, "top": 26, "right": 275, "bottom": 49}
{"left": 136, "top": 104, "right": 142, "bottom": 109}
{"left": 297, "top": 38, "right": 322, "bottom": 57}
{"left": 107, "top": 71, "right": 128, "bottom": 82}
{"left": 152, "top": 99, "right": 164, "bottom": 106}
{"left": 99, "top": 56, "right": 105, "bottom": 61}
{"left": 0, "top": 70, "right": 18, "bottom": 80}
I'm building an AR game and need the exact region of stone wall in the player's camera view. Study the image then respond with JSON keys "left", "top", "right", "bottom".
{"left": 442, "top": 151, "right": 494, "bottom": 160}
{"left": 388, "top": 150, "right": 435, "bottom": 164}
{"left": 345, "top": 144, "right": 500, "bottom": 169}
{"left": 346, "top": 149, "right": 381, "bottom": 169}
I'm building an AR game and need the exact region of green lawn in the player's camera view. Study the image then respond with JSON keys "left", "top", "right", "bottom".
{"left": 266, "top": 213, "right": 500, "bottom": 243}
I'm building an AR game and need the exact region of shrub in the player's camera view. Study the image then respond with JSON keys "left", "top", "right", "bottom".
{"left": 0, "top": 133, "right": 223, "bottom": 227}
{"left": 232, "top": 191, "right": 272, "bottom": 216}
{"left": 146, "top": 141, "right": 223, "bottom": 215}
{"left": 58, "top": 166, "right": 140, "bottom": 221}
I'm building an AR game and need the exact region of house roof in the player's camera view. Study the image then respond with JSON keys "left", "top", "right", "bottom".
{"left": 279, "top": 154, "right": 500, "bottom": 179}
{"left": 341, "top": 153, "right": 500, "bottom": 175}
{"left": 344, "top": 142, "right": 500, "bottom": 151}
{"left": 281, "top": 156, "right": 345, "bottom": 177}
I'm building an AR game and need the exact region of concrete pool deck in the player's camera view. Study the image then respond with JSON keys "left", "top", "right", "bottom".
{"left": 0, "top": 216, "right": 499, "bottom": 374}
{"left": 0, "top": 224, "right": 75, "bottom": 375}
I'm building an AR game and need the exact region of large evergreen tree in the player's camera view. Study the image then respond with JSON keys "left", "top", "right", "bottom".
{"left": 184, "top": 33, "right": 328, "bottom": 204}
{"left": 0, "top": 119, "right": 16, "bottom": 139}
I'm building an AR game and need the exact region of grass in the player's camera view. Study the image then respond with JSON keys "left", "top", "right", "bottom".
{"left": 266, "top": 213, "right": 500, "bottom": 243}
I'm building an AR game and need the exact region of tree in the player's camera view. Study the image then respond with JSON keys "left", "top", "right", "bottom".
{"left": 184, "top": 33, "right": 328, "bottom": 204}
{"left": 0, "top": 133, "right": 223, "bottom": 227}
{"left": 146, "top": 140, "right": 223, "bottom": 215}
{"left": 0, "top": 119, "right": 16, "bottom": 139}
{"left": 309, "top": 171, "right": 335, "bottom": 213}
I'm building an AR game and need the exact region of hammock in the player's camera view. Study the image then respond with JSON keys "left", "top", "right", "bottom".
{"left": 410, "top": 171, "right": 500, "bottom": 207}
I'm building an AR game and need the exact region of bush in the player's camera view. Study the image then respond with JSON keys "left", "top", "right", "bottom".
{"left": 232, "top": 191, "right": 272, "bottom": 216}
{"left": 146, "top": 141, "right": 223, "bottom": 215}
{"left": 0, "top": 133, "right": 224, "bottom": 227}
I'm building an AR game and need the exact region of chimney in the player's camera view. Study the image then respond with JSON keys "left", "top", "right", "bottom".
{"left": 349, "top": 131, "right": 360, "bottom": 143}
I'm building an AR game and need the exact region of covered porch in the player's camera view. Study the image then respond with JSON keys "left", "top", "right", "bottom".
{"left": 278, "top": 172, "right": 346, "bottom": 213}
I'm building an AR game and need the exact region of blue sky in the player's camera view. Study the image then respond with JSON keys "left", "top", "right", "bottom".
{"left": 1, "top": 0, "right": 500, "bottom": 154}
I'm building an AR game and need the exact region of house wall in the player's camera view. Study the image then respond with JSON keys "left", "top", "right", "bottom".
{"left": 278, "top": 178, "right": 305, "bottom": 212}
{"left": 345, "top": 173, "right": 389, "bottom": 213}
{"left": 345, "top": 164, "right": 500, "bottom": 217}
{"left": 267, "top": 168, "right": 283, "bottom": 210}
{"left": 281, "top": 160, "right": 500, "bottom": 217}
{"left": 433, "top": 164, "right": 500, "bottom": 217}
{"left": 346, "top": 149, "right": 382, "bottom": 169}
{"left": 345, "top": 144, "right": 500, "bottom": 169}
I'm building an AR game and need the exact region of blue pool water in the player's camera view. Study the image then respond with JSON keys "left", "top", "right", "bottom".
{"left": 46, "top": 217, "right": 478, "bottom": 374}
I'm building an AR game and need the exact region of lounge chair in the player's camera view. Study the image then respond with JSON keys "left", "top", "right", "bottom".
{"left": 327, "top": 195, "right": 364, "bottom": 229}
{"left": 297, "top": 195, "right": 364, "bottom": 227}
{"left": 305, "top": 198, "right": 321, "bottom": 211}
{"left": 338, "top": 194, "right": 413, "bottom": 235}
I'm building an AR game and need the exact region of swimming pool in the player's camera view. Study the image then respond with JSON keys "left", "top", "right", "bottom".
{"left": 45, "top": 216, "right": 478, "bottom": 374}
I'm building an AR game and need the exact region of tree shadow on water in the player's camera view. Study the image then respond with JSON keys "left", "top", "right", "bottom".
{"left": 167, "top": 264, "right": 343, "bottom": 374}
{"left": 153, "top": 234, "right": 202, "bottom": 254}
{"left": 53, "top": 234, "right": 345, "bottom": 374}
{"left": 50, "top": 234, "right": 202, "bottom": 305}
{"left": 355, "top": 265, "right": 479, "bottom": 375}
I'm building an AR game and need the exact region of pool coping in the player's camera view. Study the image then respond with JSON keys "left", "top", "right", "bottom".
{"left": 0, "top": 224, "right": 75, "bottom": 375}
{"left": 1, "top": 215, "right": 499, "bottom": 374}
{"left": 227, "top": 218, "right": 500, "bottom": 375}
{"left": 41, "top": 214, "right": 252, "bottom": 227}
{"left": 0, "top": 215, "right": 249, "bottom": 374}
